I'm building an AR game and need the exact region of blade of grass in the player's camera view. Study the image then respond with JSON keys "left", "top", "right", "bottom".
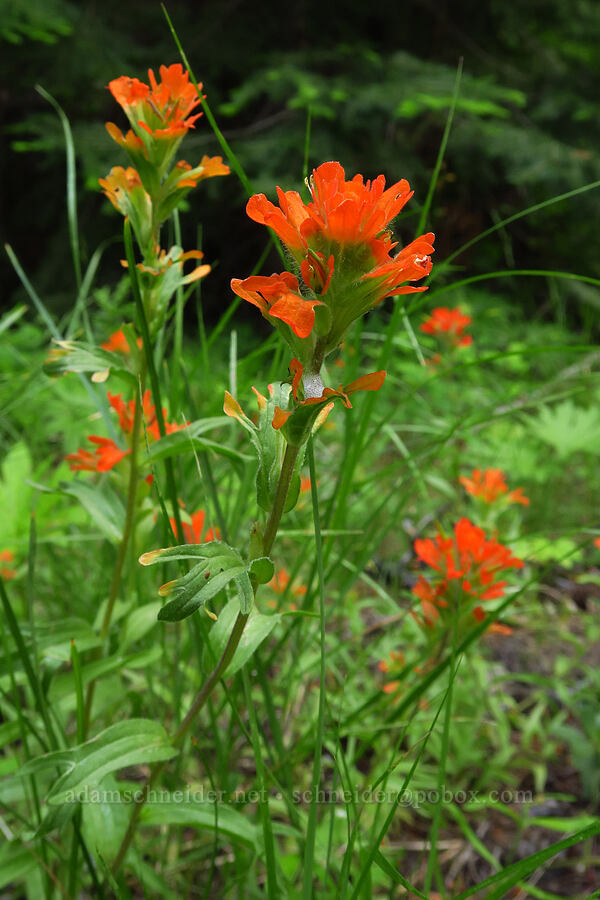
{"left": 241, "top": 666, "right": 279, "bottom": 899}
{"left": 36, "top": 85, "right": 81, "bottom": 289}
{"left": 428, "top": 268, "right": 600, "bottom": 300}
{"left": 66, "top": 238, "right": 116, "bottom": 342}
{"left": 161, "top": 4, "right": 252, "bottom": 196}
{"left": 302, "top": 437, "right": 327, "bottom": 898}
{"left": 348, "top": 695, "right": 447, "bottom": 900}
{"left": 451, "top": 821, "right": 600, "bottom": 900}
{"left": 161, "top": 4, "right": 286, "bottom": 270}
{"left": 68, "top": 640, "right": 85, "bottom": 899}
{"left": 433, "top": 179, "right": 600, "bottom": 278}
{"left": 424, "top": 612, "right": 461, "bottom": 896}
{"left": 303, "top": 106, "right": 312, "bottom": 182}
{"left": 415, "top": 57, "right": 463, "bottom": 236}
{"left": 0, "top": 579, "right": 59, "bottom": 750}
{"left": 4, "top": 243, "right": 118, "bottom": 439}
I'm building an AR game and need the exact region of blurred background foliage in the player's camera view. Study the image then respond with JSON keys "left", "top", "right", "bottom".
{"left": 2, "top": 0, "right": 600, "bottom": 329}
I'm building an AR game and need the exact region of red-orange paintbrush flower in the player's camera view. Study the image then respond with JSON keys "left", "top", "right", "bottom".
{"left": 66, "top": 390, "right": 183, "bottom": 475}
{"left": 412, "top": 518, "right": 522, "bottom": 633}
{"left": 460, "top": 468, "right": 529, "bottom": 506}
{"left": 231, "top": 272, "right": 322, "bottom": 339}
{"left": 420, "top": 307, "right": 472, "bottom": 347}
{"left": 0, "top": 550, "right": 17, "bottom": 580}
{"left": 169, "top": 508, "right": 219, "bottom": 544}
{"left": 101, "top": 329, "right": 143, "bottom": 354}
{"left": 239, "top": 161, "right": 434, "bottom": 362}
{"left": 66, "top": 438, "right": 129, "bottom": 473}
{"left": 108, "top": 64, "right": 202, "bottom": 143}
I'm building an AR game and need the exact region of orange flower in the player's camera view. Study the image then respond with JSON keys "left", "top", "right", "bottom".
{"left": 169, "top": 508, "right": 219, "bottom": 545}
{"left": 414, "top": 518, "right": 523, "bottom": 603}
{"left": 460, "top": 469, "right": 529, "bottom": 506}
{"left": 240, "top": 162, "right": 434, "bottom": 353}
{"left": 268, "top": 568, "right": 307, "bottom": 597}
{"left": 99, "top": 166, "right": 148, "bottom": 212}
{"left": 412, "top": 519, "right": 522, "bottom": 636}
{"left": 101, "top": 329, "right": 142, "bottom": 354}
{"left": 66, "top": 390, "right": 183, "bottom": 475}
{"left": 108, "top": 64, "right": 202, "bottom": 142}
{"left": 0, "top": 550, "right": 16, "bottom": 580}
{"left": 230, "top": 272, "right": 322, "bottom": 339}
{"left": 595, "top": 538, "right": 600, "bottom": 551}
{"left": 108, "top": 391, "right": 183, "bottom": 441}
{"left": 377, "top": 650, "right": 406, "bottom": 695}
{"left": 420, "top": 307, "right": 472, "bottom": 347}
{"left": 247, "top": 161, "right": 415, "bottom": 259}
{"left": 171, "top": 156, "right": 230, "bottom": 187}
{"left": 66, "top": 438, "right": 129, "bottom": 473}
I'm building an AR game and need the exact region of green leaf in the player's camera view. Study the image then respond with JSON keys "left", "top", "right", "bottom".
{"left": 146, "top": 418, "right": 248, "bottom": 468}
{"left": 139, "top": 540, "right": 240, "bottom": 566}
{"left": 48, "top": 646, "right": 162, "bottom": 702}
{"left": 141, "top": 799, "right": 258, "bottom": 849}
{"left": 1, "top": 617, "right": 101, "bottom": 677}
{"left": 249, "top": 556, "right": 275, "bottom": 585}
{"left": 234, "top": 572, "right": 254, "bottom": 614}
{"left": 0, "top": 842, "right": 37, "bottom": 890}
{"left": 119, "top": 602, "right": 162, "bottom": 650}
{"left": 205, "top": 599, "right": 280, "bottom": 677}
{"left": 60, "top": 479, "right": 125, "bottom": 542}
{"left": 81, "top": 774, "right": 130, "bottom": 861}
{"left": 141, "top": 541, "right": 252, "bottom": 621}
{"left": 523, "top": 400, "right": 600, "bottom": 459}
{"left": 0, "top": 442, "right": 32, "bottom": 546}
{"left": 21, "top": 720, "right": 177, "bottom": 807}
{"left": 157, "top": 559, "right": 246, "bottom": 622}
{"left": 44, "top": 339, "right": 137, "bottom": 385}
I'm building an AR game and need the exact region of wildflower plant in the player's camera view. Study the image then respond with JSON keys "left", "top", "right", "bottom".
{"left": 6, "top": 27, "right": 597, "bottom": 900}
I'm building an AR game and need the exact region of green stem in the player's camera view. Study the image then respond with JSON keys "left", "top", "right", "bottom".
{"left": 83, "top": 380, "right": 144, "bottom": 733}
{"left": 123, "top": 219, "right": 185, "bottom": 544}
{"left": 263, "top": 443, "right": 299, "bottom": 556}
{"left": 110, "top": 440, "right": 300, "bottom": 877}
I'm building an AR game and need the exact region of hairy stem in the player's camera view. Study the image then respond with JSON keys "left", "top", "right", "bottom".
{"left": 111, "top": 440, "right": 300, "bottom": 875}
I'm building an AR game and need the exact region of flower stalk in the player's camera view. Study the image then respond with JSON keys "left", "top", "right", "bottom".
{"left": 111, "top": 440, "right": 300, "bottom": 875}
{"left": 83, "top": 379, "right": 144, "bottom": 734}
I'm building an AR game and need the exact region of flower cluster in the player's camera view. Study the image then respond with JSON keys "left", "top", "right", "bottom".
{"left": 412, "top": 518, "right": 523, "bottom": 634}
{"left": 102, "top": 64, "right": 229, "bottom": 334}
{"left": 377, "top": 651, "right": 406, "bottom": 694}
{"left": 66, "top": 390, "right": 182, "bottom": 474}
{"left": 460, "top": 468, "right": 529, "bottom": 507}
{"left": 169, "top": 508, "right": 219, "bottom": 545}
{"left": 231, "top": 162, "right": 434, "bottom": 444}
{"left": 420, "top": 307, "right": 472, "bottom": 349}
{"left": 100, "top": 328, "right": 142, "bottom": 354}
{"left": 0, "top": 550, "right": 16, "bottom": 580}
{"left": 106, "top": 65, "right": 228, "bottom": 185}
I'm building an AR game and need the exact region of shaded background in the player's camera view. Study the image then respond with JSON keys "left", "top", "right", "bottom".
{"left": 2, "top": 0, "right": 600, "bottom": 328}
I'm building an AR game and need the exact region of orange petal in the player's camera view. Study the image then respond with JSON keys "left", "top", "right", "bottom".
{"left": 290, "top": 358, "right": 303, "bottom": 400}
{"left": 224, "top": 391, "right": 245, "bottom": 421}
{"left": 272, "top": 407, "right": 292, "bottom": 430}
{"left": 269, "top": 294, "right": 321, "bottom": 339}
{"left": 344, "top": 370, "right": 386, "bottom": 394}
